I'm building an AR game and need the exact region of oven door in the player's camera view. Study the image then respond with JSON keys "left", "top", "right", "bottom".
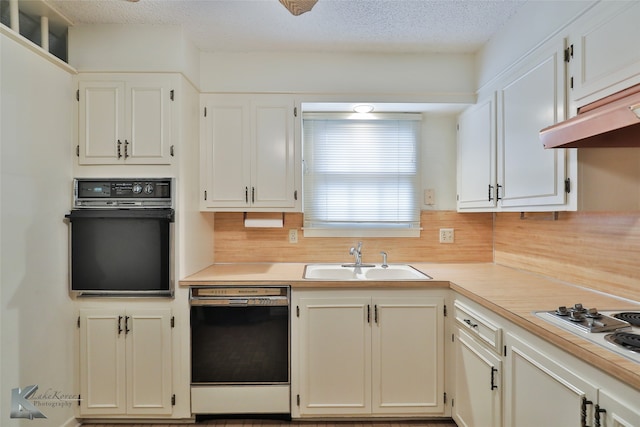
{"left": 66, "top": 208, "right": 174, "bottom": 297}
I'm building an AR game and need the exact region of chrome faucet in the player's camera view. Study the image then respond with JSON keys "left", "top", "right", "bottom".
{"left": 349, "top": 242, "right": 363, "bottom": 266}
{"left": 380, "top": 251, "right": 388, "bottom": 268}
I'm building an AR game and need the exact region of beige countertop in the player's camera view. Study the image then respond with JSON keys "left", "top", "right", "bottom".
{"left": 180, "top": 262, "right": 640, "bottom": 391}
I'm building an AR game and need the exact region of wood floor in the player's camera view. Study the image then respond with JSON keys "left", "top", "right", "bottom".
{"left": 84, "top": 418, "right": 457, "bottom": 427}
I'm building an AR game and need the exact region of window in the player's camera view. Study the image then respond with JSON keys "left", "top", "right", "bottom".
{"left": 303, "top": 113, "right": 422, "bottom": 237}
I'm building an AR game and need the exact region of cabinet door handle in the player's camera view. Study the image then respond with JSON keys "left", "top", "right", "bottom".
{"left": 490, "top": 366, "right": 498, "bottom": 390}
{"left": 245, "top": 187, "right": 249, "bottom": 204}
{"left": 367, "top": 305, "right": 371, "bottom": 324}
{"left": 124, "top": 140, "right": 130, "bottom": 158}
{"left": 125, "top": 316, "right": 131, "bottom": 334}
{"left": 581, "top": 397, "right": 593, "bottom": 427}
{"left": 374, "top": 305, "right": 379, "bottom": 324}
{"left": 488, "top": 184, "right": 494, "bottom": 201}
{"left": 117, "top": 140, "right": 123, "bottom": 159}
{"left": 496, "top": 184, "right": 503, "bottom": 200}
{"left": 595, "top": 404, "right": 606, "bottom": 427}
{"left": 464, "top": 318, "right": 478, "bottom": 328}
{"left": 117, "top": 316, "right": 123, "bottom": 335}
{"left": 252, "top": 187, "right": 255, "bottom": 204}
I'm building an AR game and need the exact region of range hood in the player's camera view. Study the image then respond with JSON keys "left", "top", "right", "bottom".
{"left": 540, "top": 83, "right": 640, "bottom": 149}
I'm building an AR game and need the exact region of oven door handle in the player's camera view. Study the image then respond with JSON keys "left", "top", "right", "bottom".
{"left": 191, "top": 299, "right": 252, "bottom": 307}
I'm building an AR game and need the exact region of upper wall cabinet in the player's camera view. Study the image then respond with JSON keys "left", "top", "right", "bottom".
{"left": 200, "top": 94, "right": 300, "bottom": 212}
{"left": 77, "top": 74, "right": 176, "bottom": 165}
{"left": 568, "top": 1, "right": 640, "bottom": 110}
{"left": 458, "top": 40, "right": 575, "bottom": 212}
{"left": 457, "top": 95, "right": 497, "bottom": 210}
{"left": 497, "top": 40, "right": 571, "bottom": 210}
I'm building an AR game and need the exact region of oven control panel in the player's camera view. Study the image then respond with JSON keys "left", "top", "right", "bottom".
{"left": 74, "top": 178, "right": 173, "bottom": 208}
{"left": 190, "top": 286, "right": 290, "bottom": 307}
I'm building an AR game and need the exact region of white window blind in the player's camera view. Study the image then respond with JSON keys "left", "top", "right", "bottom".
{"left": 303, "top": 113, "right": 421, "bottom": 237}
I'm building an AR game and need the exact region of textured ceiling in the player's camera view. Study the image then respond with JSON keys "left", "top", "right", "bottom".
{"left": 47, "top": 0, "right": 527, "bottom": 54}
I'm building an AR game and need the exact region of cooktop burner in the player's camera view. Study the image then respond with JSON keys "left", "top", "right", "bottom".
{"left": 535, "top": 304, "right": 640, "bottom": 364}
{"left": 605, "top": 332, "right": 640, "bottom": 353}
{"left": 542, "top": 304, "right": 631, "bottom": 333}
{"left": 613, "top": 312, "right": 640, "bottom": 327}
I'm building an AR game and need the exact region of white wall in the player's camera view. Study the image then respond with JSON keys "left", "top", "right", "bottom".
{"left": 200, "top": 51, "right": 476, "bottom": 100}
{"left": 421, "top": 114, "right": 458, "bottom": 210}
{"left": 68, "top": 24, "right": 201, "bottom": 87}
{"left": 1, "top": 31, "right": 76, "bottom": 426}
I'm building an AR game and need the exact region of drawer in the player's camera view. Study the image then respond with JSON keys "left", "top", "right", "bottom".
{"left": 454, "top": 300, "right": 502, "bottom": 354}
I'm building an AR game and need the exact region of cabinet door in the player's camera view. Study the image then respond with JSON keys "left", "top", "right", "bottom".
{"left": 251, "top": 95, "right": 296, "bottom": 209}
{"left": 372, "top": 296, "right": 445, "bottom": 415}
{"left": 78, "top": 76, "right": 173, "bottom": 165}
{"left": 79, "top": 309, "right": 126, "bottom": 415}
{"left": 297, "top": 297, "right": 372, "bottom": 415}
{"left": 126, "top": 309, "right": 173, "bottom": 415}
{"left": 124, "top": 76, "right": 173, "bottom": 164}
{"left": 201, "top": 95, "right": 251, "bottom": 208}
{"left": 454, "top": 328, "right": 502, "bottom": 427}
{"left": 78, "top": 81, "right": 125, "bottom": 165}
{"left": 504, "top": 332, "right": 597, "bottom": 427}
{"left": 598, "top": 388, "right": 640, "bottom": 427}
{"left": 457, "top": 95, "right": 497, "bottom": 210}
{"left": 570, "top": 1, "right": 640, "bottom": 108}
{"left": 498, "top": 42, "right": 568, "bottom": 209}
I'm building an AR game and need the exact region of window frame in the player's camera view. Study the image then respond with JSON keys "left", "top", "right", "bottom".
{"left": 302, "top": 112, "right": 422, "bottom": 238}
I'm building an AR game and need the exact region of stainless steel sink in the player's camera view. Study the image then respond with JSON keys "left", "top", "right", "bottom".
{"left": 303, "top": 264, "right": 431, "bottom": 281}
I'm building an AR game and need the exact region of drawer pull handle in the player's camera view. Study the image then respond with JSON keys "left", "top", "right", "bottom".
{"left": 464, "top": 318, "right": 478, "bottom": 328}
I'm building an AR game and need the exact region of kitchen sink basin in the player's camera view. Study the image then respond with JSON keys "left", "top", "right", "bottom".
{"left": 303, "top": 264, "right": 431, "bottom": 281}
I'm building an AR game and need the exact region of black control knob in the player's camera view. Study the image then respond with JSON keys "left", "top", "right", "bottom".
{"left": 143, "top": 184, "right": 154, "bottom": 194}
{"left": 132, "top": 184, "right": 143, "bottom": 194}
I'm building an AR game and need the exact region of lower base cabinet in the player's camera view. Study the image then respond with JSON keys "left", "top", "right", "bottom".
{"left": 78, "top": 308, "right": 173, "bottom": 417}
{"left": 504, "top": 331, "right": 640, "bottom": 427}
{"left": 504, "top": 332, "right": 598, "bottom": 427}
{"left": 453, "top": 327, "right": 502, "bottom": 427}
{"left": 454, "top": 296, "right": 640, "bottom": 427}
{"left": 292, "top": 290, "right": 446, "bottom": 418}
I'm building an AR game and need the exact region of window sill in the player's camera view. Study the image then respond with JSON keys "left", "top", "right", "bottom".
{"left": 303, "top": 228, "right": 421, "bottom": 238}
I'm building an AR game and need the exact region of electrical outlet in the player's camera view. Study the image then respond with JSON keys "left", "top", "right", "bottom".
{"left": 288, "top": 229, "right": 298, "bottom": 244}
{"left": 439, "top": 228, "right": 454, "bottom": 244}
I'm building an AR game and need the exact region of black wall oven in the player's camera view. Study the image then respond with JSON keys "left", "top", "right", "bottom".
{"left": 66, "top": 178, "right": 174, "bottom": 297}
{"left": 190, "top": 286, "right": 291, "bottom": 415}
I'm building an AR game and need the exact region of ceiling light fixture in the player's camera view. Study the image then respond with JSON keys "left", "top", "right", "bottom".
{"left": 353, "top": 104, "right": 375, "bottom": 114}
{"left": 279, "top": 0, "right": 318, "bottom": 16}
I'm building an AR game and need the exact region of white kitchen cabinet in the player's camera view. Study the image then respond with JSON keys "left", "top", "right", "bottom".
{"left": 455, "top": 295, "right": 640, "bottom": 427}
{"left": 497, "top": 40, "right": 571, "bottom": 210}
{"left": 453, "top": 328, "right": 502, "bottom": 427}
{"left": 457, "top": 95, "right": 498, "bottom": 211}
{"left": 77, "top": 74, "right": 175, "bottom": 165}
{"left": 452, "top": 300, "right": 502, "bottom": 427}
{"left": 292, "top": 290, "right": 445, "bottom": 418}
{"left": 78, "top": 308, "right": 173, "bottom": 417}
{"left": 200, "top": 94, "right": 299, "bottom": 212}
{"left": 458, "top": 39, "right": 574, "bottom": 212}
{"left": 597, "top": 388, "right": 640, "bottom": 427}
{"left": 504, "top": 332, "right": 599, "bottom": 427}
{"left": 568, "top": 1, "right": 640, "bottom": 110}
